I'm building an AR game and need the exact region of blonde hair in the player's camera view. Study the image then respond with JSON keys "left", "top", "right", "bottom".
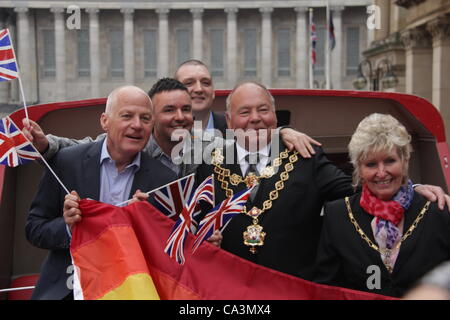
{"left": 348, "top": 113, "right": 412, "bottom": 187}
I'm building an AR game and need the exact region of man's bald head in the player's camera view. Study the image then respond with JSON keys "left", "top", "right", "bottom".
{"left": 105, "top": 85, "right": 152, "bottom": 115}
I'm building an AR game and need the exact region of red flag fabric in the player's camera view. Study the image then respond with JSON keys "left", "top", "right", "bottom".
{"left": 71, "top": 199, "right": 396, "bottom": 300}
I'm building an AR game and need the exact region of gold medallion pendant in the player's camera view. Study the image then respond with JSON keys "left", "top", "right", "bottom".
{"left": 243, "top": 224, "right": 266, "bottom": 254}
{"left": 243, "top": 207, "right": 266, "bottom": 254}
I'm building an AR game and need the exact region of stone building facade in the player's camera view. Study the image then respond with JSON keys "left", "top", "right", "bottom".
{"left": 0, "top": 0, "right": 370, "bottom": 105}
{"left": 363, "top": 0, "right": 450, "bottom": 142}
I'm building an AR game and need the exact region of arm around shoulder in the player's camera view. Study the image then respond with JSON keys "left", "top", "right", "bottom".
{"left": 43, "top": 133, "right": 104, "bottom": 160}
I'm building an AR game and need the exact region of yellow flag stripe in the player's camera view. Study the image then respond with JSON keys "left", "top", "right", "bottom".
{"left": 99, "top": 273, "right": 160, "bottom": 300}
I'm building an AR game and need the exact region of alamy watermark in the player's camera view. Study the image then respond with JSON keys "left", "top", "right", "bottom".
{"left": 66, "top": 5, "right": 81, "bottom": 30}
{"left": 169, "top": 120, "right": 281, "bottom": 167}
{"left": 366, "top": 265, "right": 381, "bottom": 290}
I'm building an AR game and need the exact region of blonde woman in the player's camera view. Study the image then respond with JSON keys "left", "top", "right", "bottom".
{"left": 315, "top": 113, "right": 450, "bottom": 297}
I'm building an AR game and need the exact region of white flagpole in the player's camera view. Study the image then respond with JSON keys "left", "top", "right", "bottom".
{"left": 114, "top": 173, "right": 196, "bottom": 207}
{"left": 33, "top": 145, "right": 71, "bottom": 195}
{"left": 6, "top": 28, "right": 30, "bottom": 120}
{"left": 0, "top": 286, "right": 35, "bottom": 293}
{"left": 17, "top": 77, "right": 30, "bottom": 120}
{"left": 309, "top": 8, "right": 314, "bottom": 89}
{"left": 325, "top": 1, "right": 331, "bottom": 90}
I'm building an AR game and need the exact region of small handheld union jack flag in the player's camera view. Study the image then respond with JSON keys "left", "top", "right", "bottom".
{"left": 192, "top": 187, "right": 252, "bottom": 252}
{"left": 152, "top": 173, "right": 195, "bottom": 220}
{"left": 0, "top": 29, "right": 19, "bottom": 82}
{"left": 165, "top": 175, "right": 214, "bottom": 264}
{"left": 0, "top": 116, "right": 40, "bottom": 167}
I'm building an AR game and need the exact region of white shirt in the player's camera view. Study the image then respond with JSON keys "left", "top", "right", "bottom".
{"left": 235, "top": 142, "right": 271, "bottom": 176}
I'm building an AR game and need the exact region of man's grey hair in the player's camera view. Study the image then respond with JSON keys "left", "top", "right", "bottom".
{"left": 225, "top": 81, "right": 276, "bottom": 113}
{"left": 105, "top": 85, "right": 150, "bottom": 115}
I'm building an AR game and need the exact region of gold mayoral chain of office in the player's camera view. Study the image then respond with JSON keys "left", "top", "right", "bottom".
{"left": 211, "top": 148, "right": 299, "bottom": 254}
{"left": 344, "top": 196, "right": 430, "bottom": 274}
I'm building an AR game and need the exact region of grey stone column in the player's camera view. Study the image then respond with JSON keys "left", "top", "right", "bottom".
{"left": 86, "top": 8, "right": 100, "bottom": 98}
{"left": 51, "top": 7, "right": 66, "bottom": 101}
{"left": 295, "top": 6, "right": 308, "bottom": 89}
{"left": 156, "top": 8, "right": 169, "bottom": 77}
{"left": 427, "top": 16, "right": 450, "bottom": 109}
{"left": 400, "top": 26, "right": 432, "bottom": 101}
{"left": 331, "top": 6, "right": 344, "bottom": 90}
{"left": 191, "top": 8, "right": 204, "bottom": 61}
{"left": 14, "top": 6, "right": 37, "bottom": 103}
{"left": 427, "top": 15, "right": 450, "bottom": 143}
{"left": 225, "top": 7, "right": 238, "bottom": 88}
{"left": 260, "top": 7, "right": 273, "bottom": 87}
{"left": 121, "top": 8, "right": 135, "bottom": 84}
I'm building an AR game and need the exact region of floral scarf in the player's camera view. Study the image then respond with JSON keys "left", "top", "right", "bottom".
{"left": 360, "top": 180, "right": 414, "bottom": 271}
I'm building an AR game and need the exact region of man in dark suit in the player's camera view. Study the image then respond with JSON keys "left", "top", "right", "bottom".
{"left": 195, "top": 82, "right": 450, "bottom": 280}
{"left": 211, "top": 110, "right": 228, "bottom": 138}
{"left": 195, "top": 82, "right": 354, "bottom": 280}
{"left": 25, "top": 86, "right": 177, "bottom": 299}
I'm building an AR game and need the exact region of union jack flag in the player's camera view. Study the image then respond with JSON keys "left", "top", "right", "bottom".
{"left": 311, "top": 22, "right": 317, "bottom": 66}
{"left": 165, "top": 175, "right": 214, "bottom": 264}
{"left": 0, "top": 29, "right": 19, "bottom": 82}
{"left": 192, "top": 187, "right": 252, "bottom": 252}
{"left": 152, "top": 173, "right": 195, "bottom": 221}
{"left": 329, "top": 12, "right": 336, "bottom": 51}
{"left": 0, "top": 116, "right": 40, "bottom": 167}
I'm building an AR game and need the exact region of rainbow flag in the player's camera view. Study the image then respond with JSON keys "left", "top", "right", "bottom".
{"left": 71, "top": 199, "right": 395, "bottom": 300}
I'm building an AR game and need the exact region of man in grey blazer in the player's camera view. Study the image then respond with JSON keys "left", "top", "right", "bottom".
{"left": 25, "top": 86, "right": 177, "bottom": 300}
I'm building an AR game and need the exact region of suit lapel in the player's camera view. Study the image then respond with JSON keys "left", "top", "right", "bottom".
{"left": 129, "top": 152, "right": 151, "bottom": 198}
{"left": 212, "top": 111, "right": 227, "bottom": 137}
{"left": 392, "top": 194, "right": 427, "bottom": 275}
{"left": 224, "top": 144, "right": 247, "bottom": 194}
{"left": 81, "top": 140, "right": 103, "bottom": 201}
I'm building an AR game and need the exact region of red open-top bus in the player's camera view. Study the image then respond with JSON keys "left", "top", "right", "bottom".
{"left": 1, "top": 89, "right": 449, "bottom": 299}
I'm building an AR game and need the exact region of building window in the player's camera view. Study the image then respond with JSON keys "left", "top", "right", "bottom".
{"left": 243, "top": 28, "right": 257, "bottom": 77}
{"left": 176, "top": 29, "right": 191, "bottom": 66}
{"left": 277, "top": 28, "right": 291, "bottom": 77}
{"left": 314, "top": 26, "right": 325, "bottom": 76}
{"left": 346, "top": 27, "right": 360, "bottom": 76}
{"left": 110, "top": 29, "right": 124, "bottom": 77}
{"left": 77, "top": 29, "right": 90, "bottom": 77}
{"left": 210, "top": 29, "right": 224, "bottom": 77}
{"left": 143, "top": 29, "right": 157, "bottom": 77}
{"left": 42, "top": 30, "right": 55, "bottom": 77}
